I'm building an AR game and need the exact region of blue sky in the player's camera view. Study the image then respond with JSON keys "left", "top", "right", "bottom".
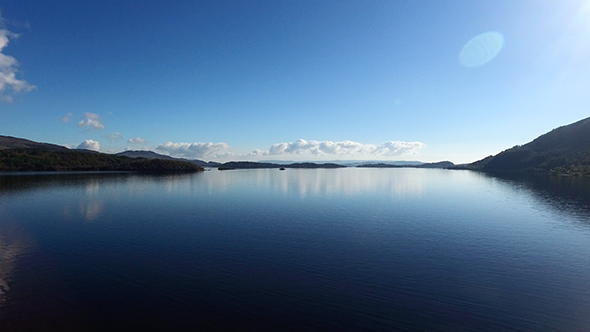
{"left": 1, "top": 0, "right": 589, "bottom": 163}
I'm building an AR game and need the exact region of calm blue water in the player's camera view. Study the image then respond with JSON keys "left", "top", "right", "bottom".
{"left": 1, "top": 168, "right": 590, "bottom": 331}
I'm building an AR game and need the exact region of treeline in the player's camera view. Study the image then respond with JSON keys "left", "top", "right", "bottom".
{"left": 219, "top": 161, "right": 345, "bottom": 169}
{"left": 464, "top": 145, "right": 590, "bottom": 173}
{"left": 0, "top": 148, "right": 204, "bottom": 172}
{"left": 550, "top": 165, "right": 590, "bottom": 177}
{"left": 458, "top": 117, "right": 590, "bottom": 175}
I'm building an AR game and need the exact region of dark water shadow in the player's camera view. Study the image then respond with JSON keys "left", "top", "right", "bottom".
{"left": 480, "top": 171, "right": 590, "bottom": 227}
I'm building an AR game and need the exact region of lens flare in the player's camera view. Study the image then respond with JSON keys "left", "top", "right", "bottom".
{"left": 459, "top": 32, "right": 504, "bottom": 67}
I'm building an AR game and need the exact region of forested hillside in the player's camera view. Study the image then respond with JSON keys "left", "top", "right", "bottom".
{"left": 0, "top": 149, "right": 203, "bottom": 172}
{"left": 465, "top": 117, "right": 590, "bottom": 175}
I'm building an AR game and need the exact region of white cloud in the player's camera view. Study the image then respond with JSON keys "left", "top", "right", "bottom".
{"left": 106, "top": 132, "right": 123, "bottom": 141}
{"left": 0, "top": 26, "right": 36, "bottom": 102}
{"left": 77, "top": 139, "right": 100, "bottom": 151}
{"left": 78, "top": 112, "right": 105, "bottom": 130}
{"left": 156, "top": 141, "right": 231, "bottom": 159}
{"left": 128, "top": 137, "right": 147, "bottom": 144}
{"left": 62, "top": 112, "right": 73, "bottom": 122}
{"left": 258, "top": 139, "right": 426, "bottom": 157}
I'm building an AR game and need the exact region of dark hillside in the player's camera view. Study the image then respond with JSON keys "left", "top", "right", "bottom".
{"left": 0, "top": 135, "right": 69, "bottom": 151}
{"left": 0, "top": 149, "right": 203, "bottom": 172}
{"left": 465, "top": 117, "right": 590, "bottom": 172}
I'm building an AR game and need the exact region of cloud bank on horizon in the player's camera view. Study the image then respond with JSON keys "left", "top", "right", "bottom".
{"left": 256, "top": 139, "right": 426, "bottom": 157}
{"left": 155, "top": 139, "right": 426, "bottom": 161}
{"left": 0, "top": 22, "right": 36, "bottom": 102}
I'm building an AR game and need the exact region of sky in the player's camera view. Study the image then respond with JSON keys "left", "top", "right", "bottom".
{"left": 1, "top": 0, "right": 589, "bottom": 163}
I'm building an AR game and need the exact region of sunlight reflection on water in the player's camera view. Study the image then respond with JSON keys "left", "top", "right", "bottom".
{"left": 202, "top": 168, "right": 428, "bottom": 198}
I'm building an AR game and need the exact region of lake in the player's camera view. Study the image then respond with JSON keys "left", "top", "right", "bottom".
{"left": 1, "top": 168, "right": 590, "bottom": 331}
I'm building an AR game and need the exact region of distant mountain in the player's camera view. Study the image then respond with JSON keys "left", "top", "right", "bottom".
{"left": 415, "top": 161, "right": 455, "bottom": 168}
{"left": 357, "top": 161, "right": 454, "bottom": 169}
{"left": 116, "top": 150, "right": 221, "bottom": 167}
{"left": 116, "top": 150, "right": 176, "bottom": 160}
{"left": 463, "top": 117, "right": 590, "bottom": 173}
{"left": 186, "top": 159, "right": 222, "bottom": 167}
{"left": 0, "top": 135, "right": 69, "bottom": 152}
